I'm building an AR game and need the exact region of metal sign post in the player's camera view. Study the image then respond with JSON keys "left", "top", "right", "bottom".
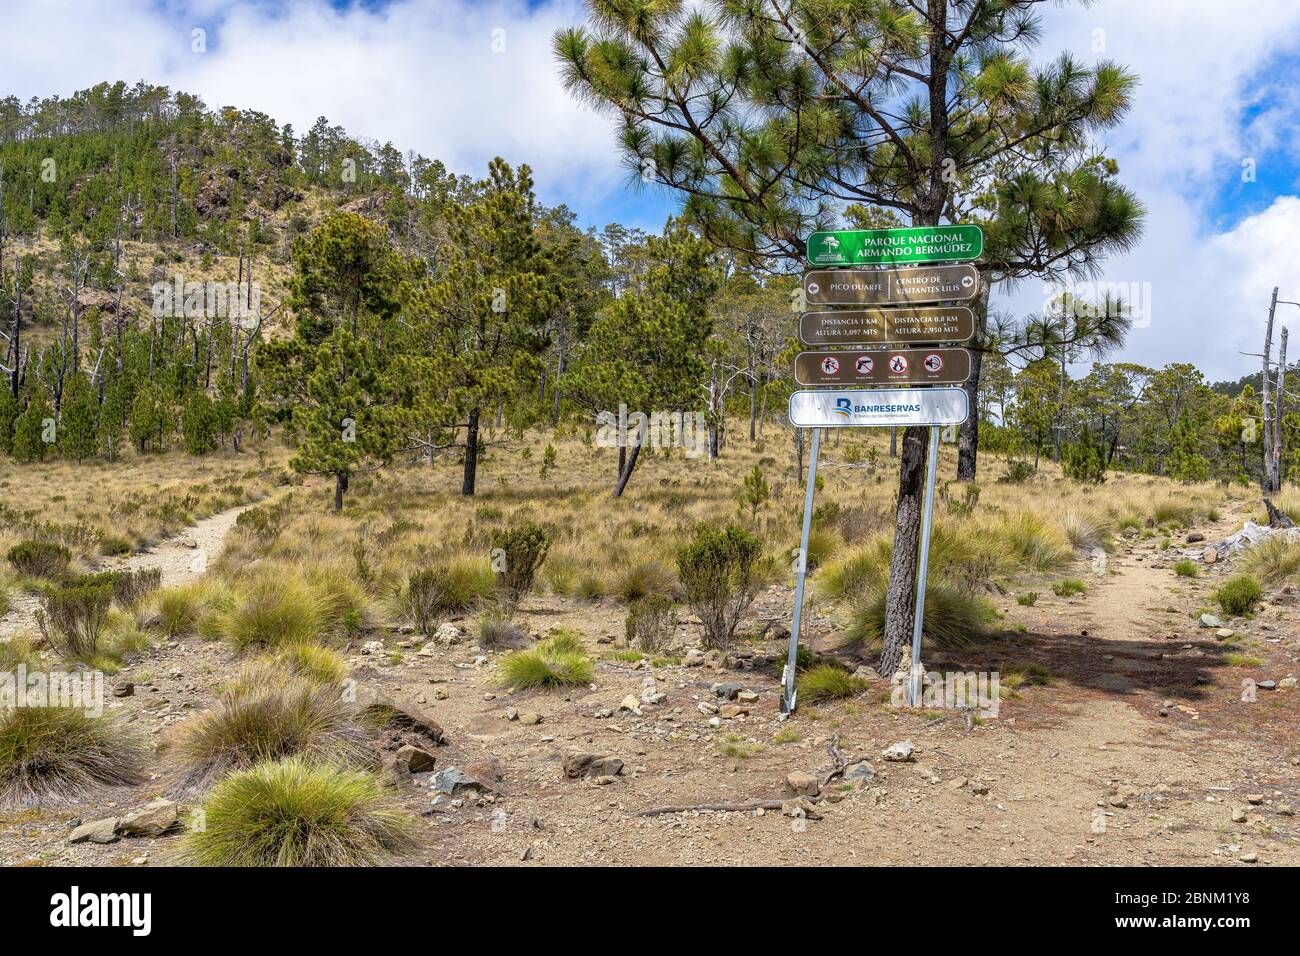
{"left": 781, "top": 427, "right": 821, "bottom": 715}
{"left": 781, "top": 222, "right": 979, "bottom": 716}
{"left": 908, "top": 425, "right": 942, "bottom": 707}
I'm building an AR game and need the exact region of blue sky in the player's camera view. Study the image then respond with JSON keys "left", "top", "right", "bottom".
{"left": 4, "top": 0, "right": 1300, "bottom": 379}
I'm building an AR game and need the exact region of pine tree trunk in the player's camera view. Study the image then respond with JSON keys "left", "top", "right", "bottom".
{"left": 613, "top": 439, "right": 642, "bottom": 498}
{"left": 878, "top": 425, "right": 928, "bottom": 677}
{"left": 957, "top": 345, "right": 983, "bottom": 480}
{"left": 462, "top": 408, "right": 480, "bottom": 496}
{"left": 334, "top": 471, "right": 348, "bottom": 512}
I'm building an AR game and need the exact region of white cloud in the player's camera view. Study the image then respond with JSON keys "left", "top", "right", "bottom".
{"left": 0, "top": 0, "right": 626, "bottom": 215}
{"left": 4, "top": 0, "right": 1300, "bottom": 378}
{"left": 990, "top": 0, "right": 1300, "bottom": 380}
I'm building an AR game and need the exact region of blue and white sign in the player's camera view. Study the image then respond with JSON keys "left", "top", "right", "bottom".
{"left": 788, "top": 387, "right": 968, "bottom": 428}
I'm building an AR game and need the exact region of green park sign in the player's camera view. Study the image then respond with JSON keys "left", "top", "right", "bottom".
{"left": 806, "top": 224, "right": 984, "bottom": 266}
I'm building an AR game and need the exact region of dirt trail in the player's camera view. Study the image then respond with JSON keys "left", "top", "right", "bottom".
{"left": 0, "top": 499, "right": 263, "bottom": 641}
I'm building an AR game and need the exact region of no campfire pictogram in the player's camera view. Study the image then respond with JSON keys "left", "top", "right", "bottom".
{"left": 889, "top": 354, "right": 909, "bottom": 374}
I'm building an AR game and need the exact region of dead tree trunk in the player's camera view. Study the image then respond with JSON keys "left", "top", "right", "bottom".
{"left": 1262, "top": 287, "right": 1279, "bottom": 493}
{"left": 1274, "top": 326, "right": 1287, "bottom": 489}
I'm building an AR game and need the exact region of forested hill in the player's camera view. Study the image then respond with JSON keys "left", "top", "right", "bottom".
{"left": 0, "top": 80, "right": 765, "bottom": 499}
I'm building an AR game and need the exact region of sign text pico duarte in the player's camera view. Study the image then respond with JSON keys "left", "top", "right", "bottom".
{"left": 806, "top": 225, "right": 984, "bottom": 266}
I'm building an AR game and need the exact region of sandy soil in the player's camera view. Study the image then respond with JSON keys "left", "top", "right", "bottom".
{"left": 0, "top": 496, "right": 1296, "bottom": 867}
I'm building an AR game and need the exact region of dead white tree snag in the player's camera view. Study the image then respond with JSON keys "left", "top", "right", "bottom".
{"left": 1262, "top": 287, "right": 1279, "bottom": 493}
{"left": 1275, "top": 326, "right": 1288, "bottom": 489}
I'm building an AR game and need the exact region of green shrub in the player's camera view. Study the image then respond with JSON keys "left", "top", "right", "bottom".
{"left": 180, "top": 757, "right": 418, "bottom": 866}
{"left": 1214, "top": 575, "right": 1263, "bottom": 617}
{"left": 1062, "top": 432, "right": 1107, "bottom": 483}
{"left": 1016, "top": 592, "right": 1039, "bottom": 606}
{"left": 6, "top": 541, "right": 71, "bottom": 579}
{"left": 0, "top": 707, "right": 145, "bottom": 808}
{"left": 35, "top": 580, "right": 114, "bottom": 661}
{"left": 676, "top": 524, "right": 768, "bottom": 649}
{"left": 1172, "top": 560, "right": 1199, "bottom": 578}
{"left": 1000, "top": 460, "right": 1035, "bottom": 483}
{"left": 1051, "top": 578, "right": 1088, "bottom": 597}
{"left": 625, "top": 594, "right": 677, "bottom": 652}
{"left": 394, "top": 559, "right": 495, "bottom": 631}
{"left": 492, "top": 523, "right": 550, "bottom": 614}
{"left": 75, "top": 568, "right": 163, "bottom": 608}
{"left": 168, "top": 664, "right": 370, "bottom": 791}
{"left": 797, "top": 663, "right": 867, "bottom": 703}
{"left": 843, "top": 582, "right": 996, "bottom": 655}
{"left": 737, "top": 465, "right": 770, "bottom": 521}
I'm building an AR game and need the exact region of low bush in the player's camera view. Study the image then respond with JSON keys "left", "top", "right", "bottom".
{"left": 35, "top": 580, "right": 114, "bottom": 661}
{"left": 625, "top": 594, "right": 677, "bottom": 652}
{"left": 492, "top": 523, "right": 550, "bottom": 614}
{"left": 1016, "top": 592, "right": 1039, "bottom": 606}
{"left": 1051, "top": 578, "right": 1088, "bottom": 597}
{"left": 1172, "top": 559, "right": 1199, "bottom": 578}
{"left": 179, "top": 757, "right": 418, "bottom": 866}
{"left": 477, "top": 612, "right": 528, "bottom": 649}
{"left": 6, "top": 541, "right": 71, "bottom": 579}
{"left": 1214, "top": 575, "right": 1263, "bottom": 617}
{"left": 0, "top": 706, "right": 145, "bottom": 808}
{"left": 394, "top": 559, "right": 495, "bottom": 631}
{"left": 676, "top": 524, "right": 769, "bottom": 649}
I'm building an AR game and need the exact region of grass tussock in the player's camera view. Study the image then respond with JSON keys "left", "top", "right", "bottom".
{"left": 167, "top": 664, "right": 370, "bottom": 791}
{"left": 611, "top": 559, "right": 679, "bottom": 604}
{"left": 1172, "top": 559, "right": 1199, "bottom": 578}
{"left": 0, "top": 707, "right": 145, "bottom": 808}
{"left": 1238, "top": 535, "right": 1300, "bottom": 587}
{"left": 499, "top": 633, "right": 593, "bottom": 688}
{"left": 179, "top": 757, "right": 419, "bottom": 867}
{"left": 217, "top": 573, "right": 336, "bottom": 652}
{"left": 271, "top": 644, "right": 349, "bottom": 685}
{"left": 842, "top": 582, "right": 997, "bottom": 657}
{"left": 796, "top": 663, "right": 867, "bottom": 703}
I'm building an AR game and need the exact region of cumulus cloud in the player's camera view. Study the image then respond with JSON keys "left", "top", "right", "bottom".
{"left": 0, "top": 0, "right": 630, "bottom": 218}
{"left": 3, "top": 0, "right": 1300, "bottom": 376}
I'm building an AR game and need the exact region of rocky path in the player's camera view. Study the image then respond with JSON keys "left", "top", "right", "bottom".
{"left": 0, "top": 499, "right": 265, "bottom": 641}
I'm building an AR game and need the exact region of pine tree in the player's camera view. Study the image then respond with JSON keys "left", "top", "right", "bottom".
{"left": 288, "top": 326, "right": 396, "bottom": 512}
{"left": 12, "top": 394, "right": 53, "bottom": 463}
{"left": 58, "top": 374, "right": 99, "bottom": 462}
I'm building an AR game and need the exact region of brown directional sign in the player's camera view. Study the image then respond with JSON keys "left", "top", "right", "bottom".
{"left": 803, "top": 264, "right": 980, "bottom": 307}
{"left": 799, "top": 306, "right": 975, "bottom": 346}
{"left": 795, "top": 347, "right": 972, "bottom": 387}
